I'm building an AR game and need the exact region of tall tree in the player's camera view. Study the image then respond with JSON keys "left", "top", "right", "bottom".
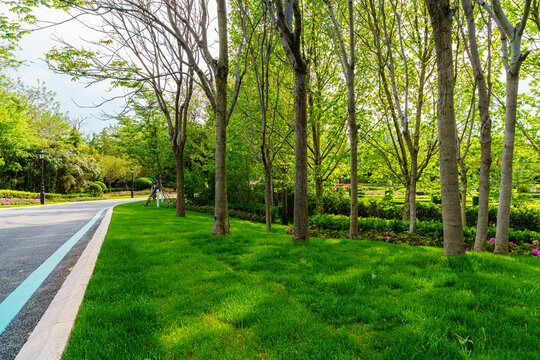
{"left": 49, "top": 0, "right": 245, "bottom": 232}
{"left": 425, "top": 0, "right": 465, "bottom": 255}
{"left": 322, "top": 0, "right": 359, "bottom": 238}
{"left": 265, "top": 0, "right": 310, "bottom": 242}
{"left": 305, "top": 19, "right": 348, "bottom": 216}
{"left": 479, "top": 0, "right": 531, "bottom": 254}
{"left": 235, "top": 0, "right": 294, "bottom": 231}
{"left": 458, "top": 0, "right": 494, "bottom": 251}
{"left": 360, "top": 0, "right": 438, "bottom": 231}
{"left": 46, "top": 0, "right": 197, "bottom": 216}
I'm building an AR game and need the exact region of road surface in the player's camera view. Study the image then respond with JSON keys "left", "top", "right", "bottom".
{"left": 0, "top": 198, "right": 143, "bottom": 360}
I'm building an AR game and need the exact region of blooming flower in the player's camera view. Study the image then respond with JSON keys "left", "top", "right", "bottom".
{"left": 533, "top": 240, "right": 538, "bottom": 245}
{"left": 489, "top": 238, "right": 496, "bottom": 242}
{"left": 386, "top": 236, "right": 390, "bottom": 240}
{"left": 532, "top": 249, "right": 539, "bottom": 256}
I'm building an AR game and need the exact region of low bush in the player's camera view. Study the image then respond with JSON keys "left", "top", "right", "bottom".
{"left": 308, "top": 213, "right": 540, "bottom": 255}
{"left": 133, "top": 177, "right": 154, "bottom": 190}
{"left": 94, "top": 181, "right": 107, "bottom": 192}
{"left": 186, "top": 203, "right": 271, "bottom": 223}
{"left": 228, "top": 203, "right": 280, "bottom": 222}
{"left": 308, "top": 192, "right": 540, "bottom": 233}
{"left": 87, "top": 183, "right": 103, "bottom": 196}
{"left": 0, "top": 189, "right": 66, "bottom": 200}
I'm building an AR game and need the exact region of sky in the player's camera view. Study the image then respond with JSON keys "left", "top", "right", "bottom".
{"left": 3, "top": 5, "right": 126, "bottom": 135}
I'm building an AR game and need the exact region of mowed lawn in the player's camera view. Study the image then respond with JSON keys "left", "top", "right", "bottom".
{"left": 63, "top": 202, "right": 540, "bottom": 359}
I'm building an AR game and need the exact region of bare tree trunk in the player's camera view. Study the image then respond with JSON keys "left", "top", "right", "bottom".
{"left": 474, "top": 116, "right": 492, "bottom": 251}
{"left": 403, "top": 185, "right": 410, "bottom": 221}
{"left": 458, "top": 159, "right": 468, "bottom": 226}
{"left": 264, "top": 164, "right": 273, "bottom": 231}
{"left": 293, "top": 69, "right": 309, "bottom": 242}
{"left": 281, "top": 186, "right": 288, "bottom": 225}
{"left": 175, "top": 150, "right": 186, "bottom": 217}
{"left": 495, "top": 72, "right": 519, "bottom": 254}
{"left": 409, "top": 152, "right": 418, "bottom": 233}
{"left": 425, "top": 0, "right": 465, "bottom": 256}
{"left": 315, "top": 176, "right": 324, "bottom": 214}
{"left": 349, "top": 95, "right": 359, "bottom": 238}
{"left": 212, "top": 0, "right": 230, "bottom": 236}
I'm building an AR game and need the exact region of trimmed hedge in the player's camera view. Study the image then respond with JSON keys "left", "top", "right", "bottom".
{"left": 309, "top": 213, "right": 540, "bottom": 247}
{"left": 228, "top": 203, "right": 280, "bottom": 222}
{"left": 133, "top": 177, "right": 153, "bottom": 190}
{"left": 186, "top": 204, "right": 270, "bottom": 223}
{"left": 316, "top": 197, "right": 540, "bottom": 233}
{"left": 94, "top": 181, "right": 107, "bottom": 192}
{"left": 87, "top": 183, "right": 103, "bottom": 196}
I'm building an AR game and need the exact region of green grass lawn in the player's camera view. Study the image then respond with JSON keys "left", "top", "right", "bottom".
{"left": 63, "top": 202, "right": 540, "bottom": 360}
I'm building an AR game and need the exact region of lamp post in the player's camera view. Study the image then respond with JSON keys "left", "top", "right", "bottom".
{"left": 130, "top": 168, "right": 134, "bottom": 198}
{"left": 37, "top": 150, "right": 45, "bottom": 205}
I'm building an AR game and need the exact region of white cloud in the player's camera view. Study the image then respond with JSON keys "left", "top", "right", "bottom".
{"left": 2, "top": 5, "right": 126, "bottom": 134}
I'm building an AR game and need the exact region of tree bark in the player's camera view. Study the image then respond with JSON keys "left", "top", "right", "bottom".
{"left": 281, "top": 186, "right": 288, "bottom": 225}
{"left": 212, "top": 0, "right": 230, "bottom": 236}
{"left": 293, "top": 69, "right": 309, "bottom": 242}
{"left": 494, "top": 72, "right": 520, "bottom": 254}
{"left": 409, "top": 151, "right": 418, "bottom": 233}
{"left": 264, "top": 163, "right": 273, "bottom": 231}
{"left": 458, "top": 159, "right": 467, "bottom": 227}
{"left": 425, "top": 0, "right": 465, "bottom": 256}
{"left": 175, "top": 149, "right": 186, "bottom": 217}
{"left": 349, "top": 89, "right": 359, "bottom": 238}
{"left": 315, "top": 176, "right": 324, "bottom": 214}
{"left": 403, "top": 185, "right": 410, "bottom": 221}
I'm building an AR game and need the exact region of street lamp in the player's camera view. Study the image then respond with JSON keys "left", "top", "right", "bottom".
{"left": 37, "top": 149, "right": 45, "bottom": 205}
{"left": 130, "top": 168, "right": 134, "bottom": 198}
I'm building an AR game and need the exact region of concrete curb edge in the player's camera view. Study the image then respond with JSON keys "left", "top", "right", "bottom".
{"left": 15, "top": 206, "right": 115, "bottom": 360}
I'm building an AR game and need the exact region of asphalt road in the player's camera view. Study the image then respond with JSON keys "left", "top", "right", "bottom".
{"left": 0, "top": 198, "right": 143, "bottom": 360}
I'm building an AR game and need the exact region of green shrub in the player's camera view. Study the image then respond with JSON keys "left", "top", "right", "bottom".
{"left": 186, "top": 203, "right": 272, "bottom": 223}
{"left": 94, "top": 181, "right": 107, "bottom": 192}
{"left": 430, "top": 192, "right": 441, "bottom": 204}
{"left": 0, "top": 189, "right": 39, "bottom": 199}
{"left": 133, "top": 177, "right": 154, "bottom": 190}
{"left": 87, "top": 183, "right": 103, "bottom": 196}
{"left": 416, "top": 202, "right": 442, "bottom": 222}
{"left": 308, "top": 213, "right": 540, "bottom": 248}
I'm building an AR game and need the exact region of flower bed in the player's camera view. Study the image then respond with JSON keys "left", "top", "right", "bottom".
{"left": 0, "top": 198, "right": 40, "bottom": 206}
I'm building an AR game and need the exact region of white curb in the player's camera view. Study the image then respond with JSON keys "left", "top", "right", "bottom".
{"left": 15, "top": 206, "right": 115, "bottom": 360}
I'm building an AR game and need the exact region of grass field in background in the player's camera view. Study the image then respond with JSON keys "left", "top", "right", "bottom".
{"left": 63, "top": 202, "right": 539, "bottom": 359}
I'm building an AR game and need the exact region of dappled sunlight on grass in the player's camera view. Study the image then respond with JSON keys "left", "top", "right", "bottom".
{"left": 63, "top": 203, "right": 540, "bottom": 360}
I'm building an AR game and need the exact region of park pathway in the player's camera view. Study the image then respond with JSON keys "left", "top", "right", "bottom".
{"left": 0, "top": 198, "right": 143, "bottom": 360}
